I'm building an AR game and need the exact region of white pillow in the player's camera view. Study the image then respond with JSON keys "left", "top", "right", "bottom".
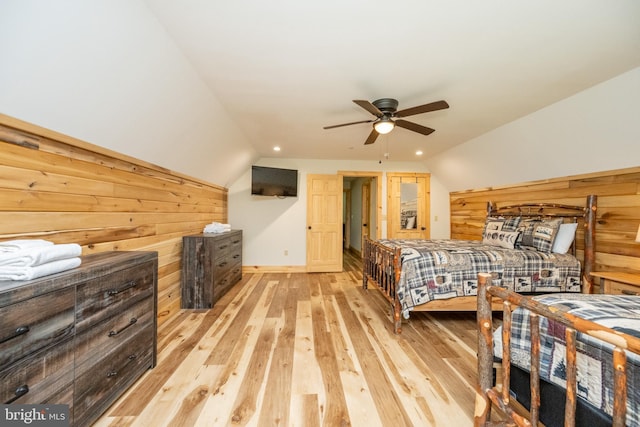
{"left": 552, "top": 222, "right": 578, "bottom": 254}
{"left": 405, "top": 216, "right": 416, "bottom": 229}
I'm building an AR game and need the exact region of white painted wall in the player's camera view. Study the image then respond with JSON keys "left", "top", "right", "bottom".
{"left": 228, "top": 159, "right": 437, "bottom": 267}
{"left": 427, "top": 67, "right": 640, "bottom": 192}
{"left": 0, "top": 1, "right": 256, "bottom": 187}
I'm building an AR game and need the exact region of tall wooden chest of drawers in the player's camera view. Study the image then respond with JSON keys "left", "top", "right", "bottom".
{"left": 181, "top": 230, "right": 242, "bottom": 309}
{"left": 0, "top": 251, "right": 157, "bottom": 426}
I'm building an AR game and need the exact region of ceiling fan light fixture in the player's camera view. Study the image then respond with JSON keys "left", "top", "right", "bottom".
{"left": 374, "top": 118, "right": 394, "bottom": 134}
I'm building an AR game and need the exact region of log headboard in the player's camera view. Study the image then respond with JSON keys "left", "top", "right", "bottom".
{"left": 487, "top": 194, "right": 597, "bottom": 293}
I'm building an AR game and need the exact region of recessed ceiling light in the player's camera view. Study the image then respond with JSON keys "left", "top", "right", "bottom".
{"left": 416, "top": 150, "right": 423, "bottom": 156}
{"left": 273, "top": 146, "right": 281, "bottom": 152}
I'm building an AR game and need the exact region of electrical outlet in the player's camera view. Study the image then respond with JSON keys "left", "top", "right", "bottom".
{"left": 284, "top": 250, "right": 288, "bottom": 256}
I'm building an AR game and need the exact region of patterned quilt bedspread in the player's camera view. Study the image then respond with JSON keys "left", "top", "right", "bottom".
{"left": 378, "top": 239, "right": 581, "bottom": 317}
{"left": 495, "top": 293, "right": 640, "bottom": 425}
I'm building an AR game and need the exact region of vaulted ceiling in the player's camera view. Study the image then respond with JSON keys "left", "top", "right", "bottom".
{"left": 147, "top": 1, "right": 639, "bottom": 163}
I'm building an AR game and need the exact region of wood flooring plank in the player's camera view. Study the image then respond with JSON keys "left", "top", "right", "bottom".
{"left": 309, "top": 273, "right": 351, "bottom": 426}
{"left": 205, "top": 277, "right": 275, "bottom": 365}
{"left": 291, "top": 298, "right": 324, "bottom": 396}
{"left": 227, "top": 318, "right": 278, "bottom": 425}
{"left": 257, "top": 275, "right": 297, "bottom": 426}
{"left": 300, "top": 394, "right": 321, "bottom": 427}
{"left": 335, "top": 280, "right": 418, "bottom": 426}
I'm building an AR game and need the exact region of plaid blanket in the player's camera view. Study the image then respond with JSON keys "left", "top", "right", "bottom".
{"left": 378, "top": 239, "right": 581, "bottom": 317}
{"left": 498, "top": 293, "right": 640, "bottom": 425}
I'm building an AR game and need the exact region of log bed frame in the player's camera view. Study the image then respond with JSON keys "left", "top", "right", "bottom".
{"left": 475, "top": 271, "right": 640, "bottom": 426}
{"left": 362, "top": 195, "right": 597, "bottom": 334}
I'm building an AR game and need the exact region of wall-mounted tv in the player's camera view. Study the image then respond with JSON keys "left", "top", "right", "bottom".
{"left": 251, "top": 165, "right": 298, "bottom": 197}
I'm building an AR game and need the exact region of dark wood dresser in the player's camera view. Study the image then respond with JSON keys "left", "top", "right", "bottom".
{"left": 0, "top": 251, "right": 157, "bottom": 426}
{"left": 181, "top": 230, "right": 242, "bottom": 309}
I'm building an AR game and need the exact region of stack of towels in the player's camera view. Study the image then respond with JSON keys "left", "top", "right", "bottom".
{"left": 203, "top": 222, "right": 231, "bottom": 234}
{"left": 0, "top": 239, "right": 82, "bottom": 281}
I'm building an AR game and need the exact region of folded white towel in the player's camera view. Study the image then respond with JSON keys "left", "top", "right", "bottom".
{"left": 0, "top": 257, "right": 82, "bottom": 281}
{"left": 0, "top": 243, "right": 82, "bottom": 267}
{"left": 0, "top": 239, "right": 54, "bottom": 252}
{"left": 203, "top": 222, "right": 231, "bottom": 233}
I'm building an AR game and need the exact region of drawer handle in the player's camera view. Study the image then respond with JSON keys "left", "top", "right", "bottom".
{"left": 107, "top": 354, "right": 138, "bottom": 378}
{"left": 108, "top": 317, "right": 138, "bottom": 337}
{"left": 0, "top": 325, "right": 30, "bottom": 345}
{"left": 218, "top": 261, "right": 228, "bottom": 267}
{"left": 107, "top": 280, "right": 137, "bottom": 296}
{"left": 233, "top": 254, "right": 240, "bottom": 259}
{"left": 219, "top": 244, "right": 228, "bottom": 250}
{"left": 621, "top": 289, "right": 640, "bottom": 296}
{"left": 5, "top": 385, "right": 29, "bottom": 404}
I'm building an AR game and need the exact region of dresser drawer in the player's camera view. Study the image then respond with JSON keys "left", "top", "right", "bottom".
{"left": 76, "top": 261, "right": 155, "bottom": 332}
{"left": 608, "top": 280, "right": 640, "bottom": 296}
{"left": 0, "top": 337, "right": 74, "bottom": 406}
{"left": 74, "top": 326, "right": 154, "bottom": 426}
{"left": 0, "top": 287, "right": 74, "bottom": 370}
{"left": 229, "top": 233, "right": 242, "bottom": 252}
{"left": 229, "top": 262, "right": 242, "bottom": 284}
{"left": 212, "top": 235, "right": 232, "bottom": 261}
{"left": 213, "top": 272, "right": 233, "bottom": 302}
{"left": 213, "top": 263, "right": 242, "bottom": 300}
{"left": 213, "top": 252, "right": 235, "bottom": 276}
{"left": 229, "top": 247, "right": 242, "bottom": 266}
{"left": 74, "top": 297, "right": 154, "bottom": 377}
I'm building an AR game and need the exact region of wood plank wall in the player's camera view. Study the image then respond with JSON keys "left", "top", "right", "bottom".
{"left": 449, "top": 167, "right": 640, "bottom": 292}
{"left": 0, "top": 114, "right": 228, "bottom": 325}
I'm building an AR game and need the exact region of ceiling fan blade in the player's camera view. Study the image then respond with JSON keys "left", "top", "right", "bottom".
{"left": 323, "top": 119, "right": 374, "bottom": 130}
{"left": 353, "top": 100, "right": 383, "bottom": 117}
{"left": 395, "top": 100, "right": 449, "bottom": 118}
{"left": 395, "top": 119, "right": 435, "bottom": 135}
{"left": 364, "top": 129, "right": 379, "bottom": 145}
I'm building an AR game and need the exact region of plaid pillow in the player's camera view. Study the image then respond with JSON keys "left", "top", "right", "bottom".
{"left": 483, "top": 216, "right": 522, "bottom": 240}
{"left": 517, "top": 218, "right": 563, "bottom": 253}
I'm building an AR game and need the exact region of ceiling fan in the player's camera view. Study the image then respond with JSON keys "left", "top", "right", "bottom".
{"left": 323, "top": 98, "right": 449, "bottom": 145}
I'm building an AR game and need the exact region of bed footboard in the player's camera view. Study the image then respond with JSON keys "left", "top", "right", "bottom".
{"left": 475, "top": 272, "right": 640, "bottom": 427}
{"left": 363, "top": 237, "right": 403, "bottom": 333}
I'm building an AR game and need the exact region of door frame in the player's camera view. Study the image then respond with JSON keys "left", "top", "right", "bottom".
{"left": 343, "top": 188, "right": 351, "bottom": 249}
{"left": 339, "top": 171, "right": 383, "bottom": 252}
{"left": 361, "top": 180, "right": 371, "bottom": 251}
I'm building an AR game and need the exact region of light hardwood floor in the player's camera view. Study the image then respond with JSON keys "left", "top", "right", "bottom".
{"left": 95, "top": 251, "right": 486, "bottom": 426}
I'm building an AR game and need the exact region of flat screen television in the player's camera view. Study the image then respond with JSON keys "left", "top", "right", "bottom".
{"left": 251, "top": 165, "right": 298, "bottom": 197}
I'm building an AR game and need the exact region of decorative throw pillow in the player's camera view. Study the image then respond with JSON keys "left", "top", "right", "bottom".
{"left": 518, "top": 218, "right": 563, "bottom": 253}
{"left": 483, "top": 216, "right": 522, "bottom": 238}
{"left": 552, "top": 222, "right": 578, "bottom": 254}
{"left": 482, "top": 230, "right": 520, "bottom": 249}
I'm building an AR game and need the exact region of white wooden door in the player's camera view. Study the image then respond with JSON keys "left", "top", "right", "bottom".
{"left": 306, "top": 174, "right": 343, "bottom": 272}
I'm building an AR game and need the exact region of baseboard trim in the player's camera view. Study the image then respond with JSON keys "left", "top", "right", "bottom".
{"left": 242, "top": 265, "right": 308, "bottom": 274}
